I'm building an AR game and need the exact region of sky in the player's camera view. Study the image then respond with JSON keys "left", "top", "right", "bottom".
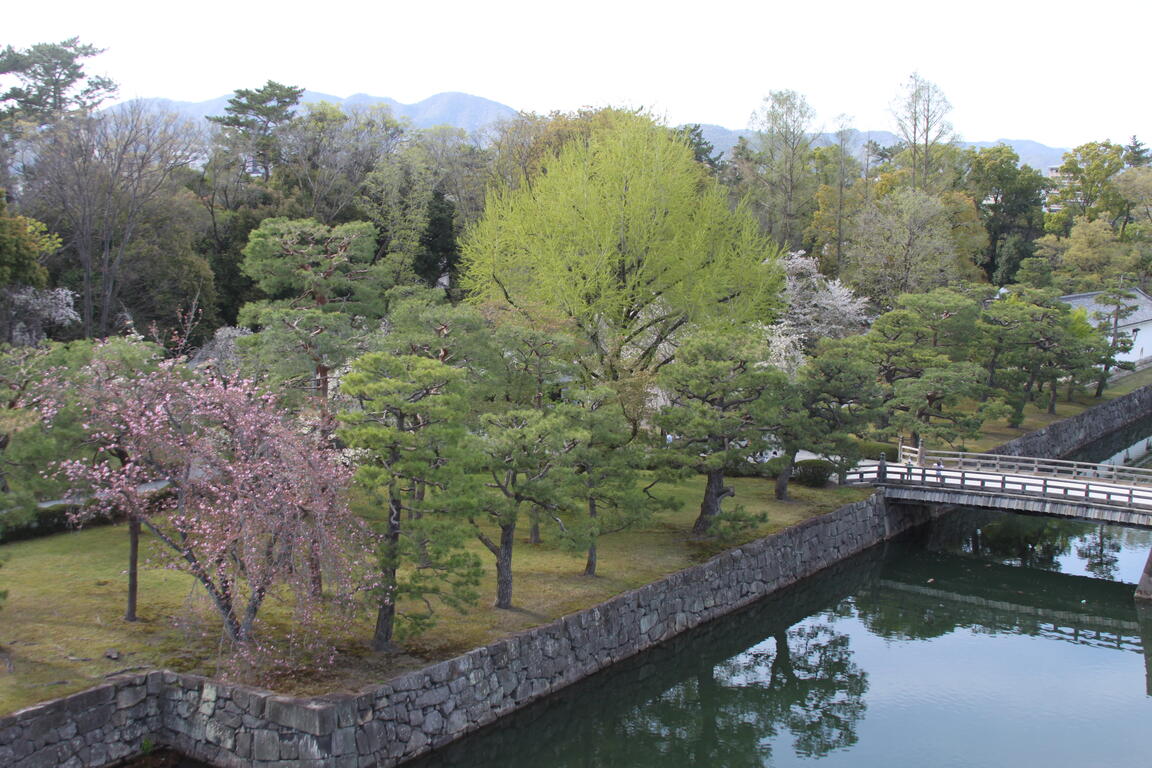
{"left": 7, "top": 0, "right": 1149, "bottom": 149}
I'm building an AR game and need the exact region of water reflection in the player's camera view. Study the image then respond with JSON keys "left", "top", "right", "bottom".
{"left": 411, "top": 509, "right": 1152, "bottom": 768}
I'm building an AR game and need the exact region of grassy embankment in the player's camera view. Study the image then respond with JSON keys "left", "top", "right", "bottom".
{"left": 0, "top": 476, "right": 867, "bottom": 715}
{"left": 3, "top": 367, "right": 1151, "bottom": 715}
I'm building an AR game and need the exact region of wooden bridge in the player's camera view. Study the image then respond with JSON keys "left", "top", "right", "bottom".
{"left": 843, "top": 447, "right": 1152, "bottom": 601}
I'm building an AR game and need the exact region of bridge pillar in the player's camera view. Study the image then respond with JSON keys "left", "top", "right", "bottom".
{"left": 1137, "top": 547, "right": 1152, "bottom": 603}
{"left": 1137, "top": 600, "right": 1152, "bottom": 697}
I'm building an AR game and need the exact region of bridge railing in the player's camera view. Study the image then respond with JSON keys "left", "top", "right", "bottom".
{"left": 843, "top": 463, "right": 1152, "bottom": 511}
{"left": 897, "top": 445, "right": 1152, "bottom": 488}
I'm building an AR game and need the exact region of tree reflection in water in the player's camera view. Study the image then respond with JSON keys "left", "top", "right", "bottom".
{"left": 607, "top": 616, "right": 867, "bottom": 766}
{"left": 408, "top": 556, "right": 877, "bottom": 768}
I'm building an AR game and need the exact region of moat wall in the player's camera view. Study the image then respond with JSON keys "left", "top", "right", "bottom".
{"left": 990, "top": 383, "right": 1152, "bottom": 459}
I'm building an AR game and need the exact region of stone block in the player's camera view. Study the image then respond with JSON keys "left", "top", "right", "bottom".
{"left": 205, "top": 719, "right": 235, "bottom": 750}
{"left": 252, "top": 730, "right": 280, "bottom": 761}
{"left": 266, "top": 698, "right": 336, "bottom": 736}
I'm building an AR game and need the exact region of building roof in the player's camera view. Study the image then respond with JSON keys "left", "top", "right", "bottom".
{"left": 1060, "top": 288, "right": 1152, "bottom": 328}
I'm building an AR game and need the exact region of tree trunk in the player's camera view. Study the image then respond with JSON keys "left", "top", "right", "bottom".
{"left": 529, "top": 514, "right": 541, "bottom": 545}
{"left": 692, "top": 469, "right": 734, "bottom": 536}
{"left": 494, "top": 522, "right": 516, "bottom": 609}
{"left": 308, "top": 538, "right": 323, "bottom": 598}
{"left": 584, "top": 497, "right": 598, "bottom": 577}
{"left": 774, "top": 452, "right": 796, "bottom": 501}
{"left": 125, "top": 517, "right": 140, "bottom": 622}
{"left": 372, "top": 480, "right": 404, "bottom": 651}
{"left": 372, "top": 599, "right": 397, "bottom": 652}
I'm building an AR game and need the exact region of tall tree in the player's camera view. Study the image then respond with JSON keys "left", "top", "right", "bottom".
{"left": 461, "top": 111, "right": 783, "bottom": 423}
{"left": 0, "top": 38, "right": 116, "bottom": 123}
{"left": 23, "top": 102, "right": 199, "bottom": 336}
{"left": 740, "top": 90, "right": 818, "bottom": 250}
{"left": 844, "top": 188, "right": 962, "bottom": 309}
{"left": 807, "top": 117, "right": 862, "bottom": 275}
{"left": 339, "top": 351, "right": 480, "bottom": 650}
{"left": 0, "top": 37, "right": 116, "bottom": 193}
{"left": 1046, "top": 141, "right": 1128, "bottom": 234}
{"left": 892, "top": 73, "right": 955, "bottom": 192}
{"left": 963, "top": 145, "right": 1049, "bottom": 283}
{"left": 207, "top": 80, "right": 303, "bottom": 181}
{"left": 276, "top": 102, "right": 404, "bottom": 224}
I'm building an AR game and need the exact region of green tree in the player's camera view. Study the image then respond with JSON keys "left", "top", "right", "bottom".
{"left": 339, "top": 351, "right": 481, "bottom": 650}
{"left": 563, "top": 386, "right": 670, "bottom": 575}
{"left": 738, "top": 90, "right": 819, "bottom": 249}
{"left": 207, "top": 80, "right": 303, "bottom": 181}
{"left": 0, "top": 38, "right": 116, "bottom": 122}
{"left": 237, "top": 217, "right": 392, "bottom": 416}
{"left": 656, "top": 330, "right": 784, "bottom": 536}
{"left": 0, "top": 195, "right": 48, "bottom": 288}
{"left": 844, "top": 189, "right": 963, "bottom": 309}
{"left": 768, "top": 348, "right": 883, "bottom": 499}
{"left": 672, "top": 123, "right": 723, "bottom": 173}
{"left": 963, "top": 145, "right": 1049, "bottom": 284}
{"left": 1125, "top": 136, "right": 1150, "bottom": 168}
{"left": 807, "top": 119, "right": 863, "bottom": 275}
{"left": 1046, "top": 141, "right": 1127, "bottom": 234}
{"left": 461, "top": 111, "right": 782, "bottom": 421}
{"left": 465, "top": 406, "right": 582, "bottom": 608}
{"left": 892, "top": 73, "right": 955, "bottom": 192}
{"left": 275, "top": 102, "right": 404, "bottom": 224}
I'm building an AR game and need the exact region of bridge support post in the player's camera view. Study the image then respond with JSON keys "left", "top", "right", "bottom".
{"left": 1136, "top": 599, "right": 1152, "bottom": 697}
{"left": 1136, "top": 547, "right": 1152, "bottom": 603}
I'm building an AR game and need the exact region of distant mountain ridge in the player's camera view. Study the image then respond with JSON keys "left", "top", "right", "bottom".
{"left": 698, "top": 125, "right": 1068, "bottom": 172}
{"left": 135, "top": 90, "right": 519, "bottom": 134}
{"left": 134, "top": 91, "right": 1068, "bottom": 170}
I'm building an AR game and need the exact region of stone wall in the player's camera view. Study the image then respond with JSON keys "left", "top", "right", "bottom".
{"left": 0, "top": 494, "right": 936, "bottom": 768}
{"left": 991, "top": 384, "right": 1152, "bottom": 459}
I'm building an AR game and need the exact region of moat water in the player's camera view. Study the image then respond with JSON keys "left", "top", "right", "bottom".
{"left": 407, "top": 508, "right": 1152, "bottom": 768}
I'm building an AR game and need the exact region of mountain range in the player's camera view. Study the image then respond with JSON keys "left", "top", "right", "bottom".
{"left": 141, "top": 90, "right": 1069, "bottom": 172}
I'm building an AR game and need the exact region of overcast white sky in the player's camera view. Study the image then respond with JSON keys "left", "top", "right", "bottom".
{"left": 8, "top": 0, "right": 1149, "bottom": 149}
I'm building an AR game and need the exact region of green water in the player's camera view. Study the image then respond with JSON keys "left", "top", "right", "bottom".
{"left": 409, "top": 509, "right": 1152, "bottom": 768}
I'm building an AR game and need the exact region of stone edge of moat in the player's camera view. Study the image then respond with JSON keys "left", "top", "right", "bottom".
{"left": 3, "top": 384, "right": 1148, "bottom": 768}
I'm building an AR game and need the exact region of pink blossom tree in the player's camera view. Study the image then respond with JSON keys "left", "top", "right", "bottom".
{"left": 59, "top": 362, "right": 370, "bottom": 652}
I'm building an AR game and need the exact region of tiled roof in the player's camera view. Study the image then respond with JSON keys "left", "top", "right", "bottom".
{"left": 1060, "top": 288, "right": 1152, "bottom": 328}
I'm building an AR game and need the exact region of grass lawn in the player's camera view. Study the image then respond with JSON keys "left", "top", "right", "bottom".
{"left": 0, "top": 475, "right": 870, "bottom": 715}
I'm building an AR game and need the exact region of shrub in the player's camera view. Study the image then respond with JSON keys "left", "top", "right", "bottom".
{"left": 793, "top": 459, "right": 834, "bottom": 488}
{"left": 852, "top": 439, "right": 898, "bottom": 462}
{"left": 756, "top": 456, "right": 793, "bottom": 479}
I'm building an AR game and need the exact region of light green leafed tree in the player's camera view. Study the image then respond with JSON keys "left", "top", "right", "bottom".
{"left": 1046, "top": 141, "right": 1128, "bottom": 235}
{"left": 460, "top": 111, "right": 783, "bottom": 423}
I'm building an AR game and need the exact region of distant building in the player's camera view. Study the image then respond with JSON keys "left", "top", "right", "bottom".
{"left": 1045, "top": 165, "right": 1074, "bottom": 213}
{"left": 1060, "top": 288, "right": 1152, "bottom": 365}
